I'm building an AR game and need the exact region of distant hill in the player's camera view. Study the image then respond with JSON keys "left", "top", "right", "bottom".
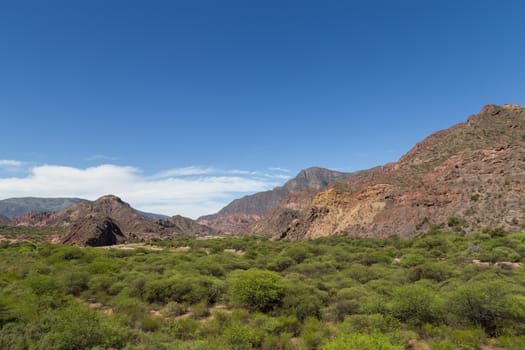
{"left": 136, "top": 210, "right": 169, "bottom": 220}
{"left": 266, "top": 104, "right": 525, "bottom": 239}
{"left": 40, "top": 195, "right": 219, "bottom": 246}
{"left": 198, "top": 167, "right": 352, "bottom": 233}
{"left": 0, "top": 196, "right": 168, "bottom": 220}
{"left": 0, "top": 197, "right": 84, "bottom": 217}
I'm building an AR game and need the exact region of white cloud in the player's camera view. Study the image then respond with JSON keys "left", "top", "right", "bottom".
{"left": 0, "top": 160, "right": 23, "bottom": 168}
{"left": 153, "top": 166, "right": 215, "bottom": 178}
{"left": 0, "top": 163, "right": 290, "bottom": 218}
{"left": 269, "top": 167, "right": 291, "bottom": 173}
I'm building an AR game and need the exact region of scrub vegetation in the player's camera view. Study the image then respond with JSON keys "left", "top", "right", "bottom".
{"left": 1, "top": 227, "right": 525, "bottom": 349}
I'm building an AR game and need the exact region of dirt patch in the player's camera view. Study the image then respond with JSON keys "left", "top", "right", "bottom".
{"left": 472, "top": 259, "right": 521, "bottom": 269}
{"left": 480, "top": 339, "right": 506, "bottom": 350}
{"left": 406, "top": 339, "right": 431, "bottom": 350}
{"left": 175, "top": 246, "right": 191, "bottom": 252}
{"left": 85, "top": 301, "right": 113, "bottom": 315}
{"left": 99, "top": 243, "right": 164, "bottom": 251}
{"left": 472, "top": 259, "right": 491, "bottom": 267}
{"left": 223, "top": 248, "right": 245, "bottom": 255}
{"left": 175, "top": 312, "right": 192, "bottom": 320}
{"left": 0, "top": 234, "right": 27, "bottom": 243}
{"left": 149, "top": 309, "right": 162, "bottom": 317}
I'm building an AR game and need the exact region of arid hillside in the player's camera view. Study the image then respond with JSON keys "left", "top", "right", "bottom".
{"left": 198, "top": 167, "right": 352, "bottom": 234}
{"left": 277, "top": 104, "right": 525, "bottom": 239}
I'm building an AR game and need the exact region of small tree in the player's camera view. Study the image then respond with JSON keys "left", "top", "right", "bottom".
{"left": 321, "top": 332, "right": 403, "bottom": 350}
{"left": 451, "top": 280, "right": 525, "bottom": 336}
{"left": 228, "top": 269, "right": 285, "bottom": 313}
{"left": 389, "top": 284, "right": 443, "bottom": 326}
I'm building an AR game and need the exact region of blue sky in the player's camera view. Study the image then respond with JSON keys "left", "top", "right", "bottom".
{"left": 1, "top": 0, "right": 524, "bottom": 217}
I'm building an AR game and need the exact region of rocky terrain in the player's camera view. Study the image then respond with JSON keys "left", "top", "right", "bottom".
{"left": 278, "top": 104, "right": 525, "bottom": 239}
{"left": 0, "top": 196, "right": 168, "bottom": 221}
{"left": 204, "top": 104, "right": 525, "bottom": 239}
{"left": 61, "top": 214, "right": 126, "bottom": 247}
{"left": 198, "top": 167, "right": 352, "bottom": 233}
{"left": 8, "top": 195, "right": 219, "bottom": 246}
{"left": 4, "top": 104, "right": 524, "bottom": 244}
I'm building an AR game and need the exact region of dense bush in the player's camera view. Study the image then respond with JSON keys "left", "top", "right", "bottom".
{"left": 0, "top": 229, "right": 524, "bottom": 349}
{"left": 321, "top": 332, "right": 403, "bottom": 350}
{"left": 228, "top": 269, "right": 285, "bottom": 313}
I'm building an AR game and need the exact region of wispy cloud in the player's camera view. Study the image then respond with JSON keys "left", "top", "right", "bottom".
{"left": 153, "top": 166, "right": 215, "bottom": 178}
{"left": 0, "top": 160, "right": 26, "bottom": 174}
{"left": 0, "top": 163, "right": 291, "bottom": 218}
{"left": 269, "top": 167, "right": 291, "bottom": 173}
{"left": 0, "top": 160, "right": 23, "bottom": 168}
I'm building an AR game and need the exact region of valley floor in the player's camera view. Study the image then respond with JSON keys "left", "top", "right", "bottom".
{"left": 1, "top": 229, "right": 525, "bottom": 349}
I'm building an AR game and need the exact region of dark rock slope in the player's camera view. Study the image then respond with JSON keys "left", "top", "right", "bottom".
{"left": 61, "top": 215, "right": 126, "bottom": 247}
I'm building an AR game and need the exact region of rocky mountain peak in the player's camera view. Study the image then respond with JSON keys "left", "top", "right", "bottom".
{"left": 284, "top": 167, "right": 348, "bottom": 192}
{"left": 198, "top": 167, "right": 352, "bottom": 234}
{"left": 276, "top": 104, "right": 525, "bottom": 239}
{"left": 94, "top": 194, "right": 127, "bottom": 205}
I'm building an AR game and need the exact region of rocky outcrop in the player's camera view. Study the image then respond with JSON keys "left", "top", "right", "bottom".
{"left": 14, "top": 211, "right": 53, "bottom": 226}
{"left": 278, "top": 104, "right": 525, "bottom": 239}
{"left": 162, "top": 215, "right": 220, "bottom": 237}
{"left": 32, "top": 195, "right": 219, "bottom": 245}
{"left": 61, "top": 215, "right": 126, "bottom": 247}
{"left": 198, "top": 167, "right": 352, "bottom": 233}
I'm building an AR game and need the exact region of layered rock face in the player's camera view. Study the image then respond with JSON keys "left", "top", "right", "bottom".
{"left": 61, "top": 215, "right": 126, "bottom": 247}
{"left": 198, "top": 167, "right": 352, "bottom": 234}
{"left": 278, "top": 104, "right": 525, "bottom": 239}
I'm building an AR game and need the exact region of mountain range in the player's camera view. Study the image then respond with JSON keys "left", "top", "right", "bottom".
{"left": 0, "top": 197, "right": 84, "bottom": 217}
{"left": 1, "top": 103, "right": 524, "bottom": 245}
{"left": 197, "top": 167, "right": 352, "bottom": 234}
{"left": 0, "top": 195, "right": 217, "bottom": 246}
{"left": 201, "top": 103, "right": 525, "bottom": 239}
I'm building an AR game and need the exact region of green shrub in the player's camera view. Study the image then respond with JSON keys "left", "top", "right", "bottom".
{"left": 302, "top": 317, "right": 330, "bottom": 349}
{"left": 222, "top": 323, "right": 262, "bottom": 350}
{"left": 489, "top": 246, "right": 520, "bottom": 262}
{"left": 496, "top": 335, "right": 525, "bottom": 350}
{"left": 36, "top": 302, "right": 129, "bottom": 350}
{"left": 400, "top": 253, "right": 426, "bottom": 267}
{"left": 26, "top": 274, "right": 62, "bottom": 296}
{"left": 389, "top": 284, "right": 443, "bottom": 326}
{"left": 161, "top": 301, "right": 187, "bottom": 318}
{"left": 228, "top": 269, "right": 285, "bottom": 313}
{"left": 408, "top": 262, "right": 458, "bottom": 282}
{"left": 321, "top": 332, "right": 403, "bottom": 350}
{"left": 61, "top": 271, "right": 90, "bottom": 295}
{"left": 341, "top": 314, "right": 400, "bottom": 334}
{"left": 0, "top": 323, "right": 28, "bottom": 350}
{"left": 450, "top": 280, "right": 525, "bottom": 336}
{"left": 191, "top": 302, "right": 210, "bottom": 319}
{"left": 168, "top": 318, "right": 200, "bottom": 340}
